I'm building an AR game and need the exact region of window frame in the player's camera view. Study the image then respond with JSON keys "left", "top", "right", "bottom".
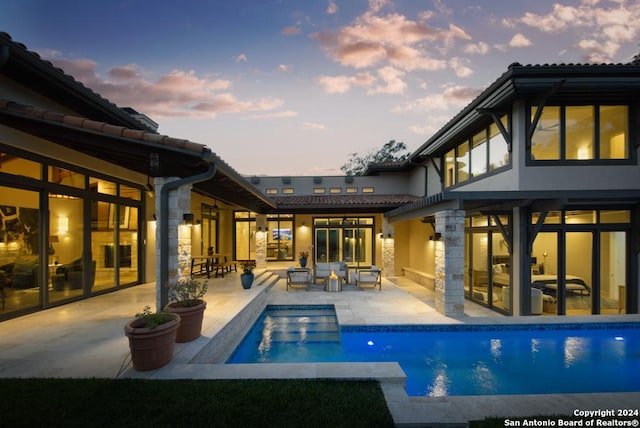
{"left": 526, "top": 103, "right": 635, "bottom": 166}
{"left": 442, "top": 114, "right": 512, "bottom": 189}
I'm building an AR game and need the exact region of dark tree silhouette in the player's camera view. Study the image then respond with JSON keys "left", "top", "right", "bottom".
{"left": 340, "top": 140, "right": 410, "bottom": 176}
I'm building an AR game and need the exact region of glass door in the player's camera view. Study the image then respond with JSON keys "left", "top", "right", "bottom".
{"left": 315, "top": 228, "right": 340, "bottom": 262}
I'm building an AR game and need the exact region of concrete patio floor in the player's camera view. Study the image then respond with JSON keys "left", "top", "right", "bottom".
{"left": 0, "top": 267, "right": 638, "bottom": 426}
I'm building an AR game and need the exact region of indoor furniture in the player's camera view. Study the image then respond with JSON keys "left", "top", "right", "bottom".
{"left": 51, "top": 258, "right": 96, "bottom": 291}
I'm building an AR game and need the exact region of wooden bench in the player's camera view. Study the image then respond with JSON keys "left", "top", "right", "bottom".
{"left": 190, "top": 258, "right": 209, "bottom": 277}
{"left": 223, "top": 257, "right": 237, "bottom": 273}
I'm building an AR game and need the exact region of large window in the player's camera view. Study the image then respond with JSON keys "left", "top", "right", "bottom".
{"left": 531, "top": 209, "right": 630, "bottom": 315}
{"left": 444, "top": 115, "right": 510, "bottom": 188}
{"left": 1, "top": 147, "right": 144, "bottom": 320}
{"left": 234, "top": 211, "right": 256, "bottom": 261}
{"left": 313, "top": 217, "right": 374, "bottom": 268}
{"left": 465, "top": 215, "right": 511, "bottom": 313}
{"left": 267, "top": 214, "right": 294, "bottom": 261}
{"left": 530, "top": 104, "right": 628, "bottom": 161}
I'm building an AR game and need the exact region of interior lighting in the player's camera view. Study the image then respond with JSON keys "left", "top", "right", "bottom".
{"left": 58, "top": 216, "right": 69, "bottom": 234}
{"left": 367, "top": 340, "right": 374, "bottom": 346}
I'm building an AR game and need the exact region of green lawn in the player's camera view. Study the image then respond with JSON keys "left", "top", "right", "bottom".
{"left": 0, "top": 378, "right": 395, "bottom": 427}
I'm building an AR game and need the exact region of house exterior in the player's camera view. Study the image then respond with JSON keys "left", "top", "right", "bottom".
{"left": 0, "top": 32, "right": 271, "bottom": 319}
{"left": 0, "top": 32, "right": 637, "bottom": 321}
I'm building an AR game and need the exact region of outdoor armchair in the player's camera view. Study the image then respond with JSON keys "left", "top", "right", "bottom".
{"left": 287, "top": 267, "right": 311, "bottom": 291}
{"left": 356, "top": 266, "right": 382, "bottom": 291}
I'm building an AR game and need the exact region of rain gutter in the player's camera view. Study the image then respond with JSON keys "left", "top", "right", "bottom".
{"left": 158, "top": 152, "right": 217, "bottom": 310}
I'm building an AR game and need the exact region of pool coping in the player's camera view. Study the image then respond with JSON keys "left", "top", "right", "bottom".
{"left": 125, "top": 277, "right": 640, "bottom": 426}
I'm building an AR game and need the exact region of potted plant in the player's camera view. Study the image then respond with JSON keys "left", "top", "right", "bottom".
{"left": 299, "top": 251, "right": 309, "bottom": 268}
{"left": 165, "top": 277, "right": 208, "bottom": 342}
{"left": 124, "top": 305, "right": 180, "bottom": 371}
{"left": 240, "top": 261, "right": 256, "bottom": 289}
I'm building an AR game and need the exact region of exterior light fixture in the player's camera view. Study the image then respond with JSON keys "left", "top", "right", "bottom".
{"left": 183, "top": 213, "right": 194, "bottom": 224}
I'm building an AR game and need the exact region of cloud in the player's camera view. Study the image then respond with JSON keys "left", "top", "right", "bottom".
{"left": 49, "top": 58, "right": 284, "bottom": 119}
{"left": 249, "top": 110, "right": 298, "bottom": 119}
{"left": 301, "top": 122, "right": 326, "bottom": 130}
{"left": 234, "top": 54, "right": 248, "bottom": 62}
{"left": 317, "top": 72, "right": 376, "bottom": 93}
{"left": 368, "top": 66, "right": 406, "bottom": 94}
{"left": 394, "top": 84, "right": 482, "bottom": 113}
{"left": 281, "top": 26, "right": 302, "bottom": 35}
{"left": 463, "top": 41, "right": 490, "bottom": 55}
{"left": 509, "top": 0, "right": 640, "bottom": 62}
{"left": 327, "top": 0, "right": 338, "bottom": 14}
{"left": 312, "top": 3, "right": 463, "bottom": 72}
{"left": 509, "top": 33, "right": 532, "bottom": 48}
{"left": 448, "top": 57, "right": 473, "bottom": 78}
{"left": 107, "top": 64, "right": 141, "bottom": 81}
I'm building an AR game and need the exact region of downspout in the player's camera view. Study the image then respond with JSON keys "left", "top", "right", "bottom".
{"left": 159, "top": 159, "right": 217, "bottom": 310}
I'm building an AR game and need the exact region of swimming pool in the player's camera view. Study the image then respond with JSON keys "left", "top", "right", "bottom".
{"left": 227, "top": 305, "right": 640, "bottom": 396}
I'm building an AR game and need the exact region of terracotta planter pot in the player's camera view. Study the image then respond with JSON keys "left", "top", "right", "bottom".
{"left": 166, "top": 300, "right": 206, "bottom": 343}
{"left": 124, "top": 315, "right": 180, "bottom": 371}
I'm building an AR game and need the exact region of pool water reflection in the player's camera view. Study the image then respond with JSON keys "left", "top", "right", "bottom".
{"left": 227, "top": 305, "right": 640, "bottom": 396}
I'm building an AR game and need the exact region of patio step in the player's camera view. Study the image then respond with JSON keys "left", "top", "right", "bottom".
{"left": 270, "top": 330, "right": 341, "bottom": 344}
{"left": 265, "top": 311, "right": 340, "bottom": 343}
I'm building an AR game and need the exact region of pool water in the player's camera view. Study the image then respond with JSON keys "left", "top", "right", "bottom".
{"left": 227, "top": 305, "right": 640, "bottom": 396}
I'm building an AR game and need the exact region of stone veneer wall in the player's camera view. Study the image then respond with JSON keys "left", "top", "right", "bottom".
{"left": 154, "top": 177, "right": 192, "bottom": 309}
{"left": 402, "top": 267, "right": 435, "bottom": 290}
{"left": 381, "top": 217, "right": 395, "bottom": 276}
{"left": 434, "top": 209, "right": 465, "bottom": 316}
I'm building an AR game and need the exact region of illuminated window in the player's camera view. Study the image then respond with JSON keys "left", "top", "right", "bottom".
{"left": 531, "top": 106, "right": 560, "bottom": 160}
{"left": 530, "top": 104, "right": 628, "bottom": 161}
{"left": 265, "top": 188, "right": 278, "bottom": 195}
{"left": 313, "top": 188, "right": 326, "bottom": 194}
{"left": 362, "top": 187, "right": 374, "bottom": 193}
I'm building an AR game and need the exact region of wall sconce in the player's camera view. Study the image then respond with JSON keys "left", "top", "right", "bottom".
{"left": 58, "top": 216, "right": 69, "bottom": 234}
{"left": 256, "top": 225, "right": 268, "bottom": 232}
{"left": 387, "top": 233, "right": 392, "bottom": 239}
{"left": 429, "top": 232, "right": 442, "bottom": 241}
{"left": 183, "top": 213, "right": 194, "bottom": 224}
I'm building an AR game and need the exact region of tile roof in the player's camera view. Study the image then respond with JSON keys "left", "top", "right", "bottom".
{"left": 0, "top": 99, "right": 207, "bottom": 154}
{"left": 271, "top": 194, "right": 420, "bottom": 208}
{"left": 0, "top": 32, "right": 155, "bottom": 131}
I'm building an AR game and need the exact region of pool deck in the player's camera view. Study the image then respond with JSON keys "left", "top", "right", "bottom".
{"left": 0, "top": 268, "right": 638, "bottom": 426}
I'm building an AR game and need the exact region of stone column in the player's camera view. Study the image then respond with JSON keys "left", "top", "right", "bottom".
{"left": 434, "top": 209, "right": 466, "bottom": 316}
{"left": 155, "top": 177, "right": 192, "bottom": 309}
{"left": 380, "top": 217, "right": 395, "bottom": 277}
{"left": 255, "top": 214, "right": 267, "bottom": 269}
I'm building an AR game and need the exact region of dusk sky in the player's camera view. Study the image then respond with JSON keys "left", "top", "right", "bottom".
{"left": 2, "top": 0, "right": 640, "bottom": 176}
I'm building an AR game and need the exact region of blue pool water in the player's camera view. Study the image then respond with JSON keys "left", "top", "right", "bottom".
{"left": 227, "top": 305, "right": 640, "bottom": 397}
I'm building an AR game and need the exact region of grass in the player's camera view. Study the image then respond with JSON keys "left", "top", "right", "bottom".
{"left": 0, "top": 378, "right": 395, "bottom": 427}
